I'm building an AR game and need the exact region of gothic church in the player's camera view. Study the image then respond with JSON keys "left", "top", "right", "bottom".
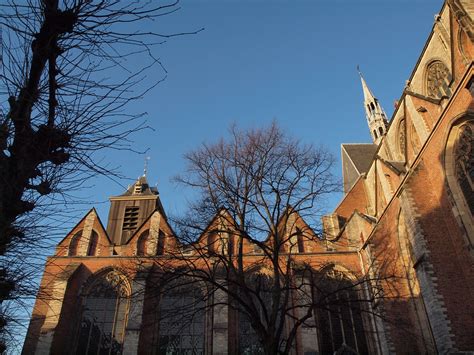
{"left": 23, "top": 1, "right": 474, "bottom": 354}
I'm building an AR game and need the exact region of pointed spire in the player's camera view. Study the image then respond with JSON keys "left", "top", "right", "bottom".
{"left": 358, "top": 66, "right": 375, "bottom": 104}
{"left": 357, "top": 66, "right": 389, "bottom": 144}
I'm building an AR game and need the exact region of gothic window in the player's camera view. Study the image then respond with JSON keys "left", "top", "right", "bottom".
{"left": 228, "top": 235, "right": 234, "bottom": 257}
{"left": 208, "top": 233, "right": 217, "bottom": 254}
{"left": 123, "top": 206, "right": 139, "bottom": 231}
{"left": 315, "top": 271, "right": 369, "bottom": 354}
{"left": 378, "top": 126, "right": 384, "bottom": 136}
{"left": 454, "top": 123, "right": 474, "bottom": 215}
{"left": 86, "top": 231, "right": 98, "bottom": 256}
{"left": 238, "top": 312, "right": 264, "bottom": 355}
{"left": 69, "top": 230, "right": 82, "bottom": 256}
{"left": 426, "top": 60, "right": 452, "bottom": 99}
{"left": 75, "top": 270, "right": 130, "bottom": 355}
{"left": 137, "top": 230, "right": 149, "bottom": 256}
{"left": 297, "top": 228, "right": 305, "bottom": 253}
{"left": 158, "top": 282, "right": 205, "bottom": 354}
{"left": 445, "top": 119, "right": 474, "bottom": 245}
{"left": 398, "top": 119, "right": 407, "bottom": 159}
{"left": 373, "top": 130, "right": 377, "bottom": 139}
{"left": 156, "top": 231, "right": 165, "bottom": 256}
{"left": 238, "top": 273, "right": 272, "bottom": 354}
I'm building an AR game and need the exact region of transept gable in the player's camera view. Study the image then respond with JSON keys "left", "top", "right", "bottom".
{"left": 55, "top": 208, "right": 112, "bottom": 257}
{"left": 122, "top": 209, "right": 177, "bottom": 256}
{"left": 325, "top": 210, "right": 374, "bottom": 251}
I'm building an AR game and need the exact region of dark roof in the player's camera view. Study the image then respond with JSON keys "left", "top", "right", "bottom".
{"left": 342, "top": 144, "right": 377, "bottom": 174}
{"left": 120, "top": 175, "right": 158, "bottom": 196}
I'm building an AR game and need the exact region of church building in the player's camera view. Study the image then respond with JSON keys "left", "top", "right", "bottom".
{"left": 23, "top": 1, "right": 474, "bottom": 354}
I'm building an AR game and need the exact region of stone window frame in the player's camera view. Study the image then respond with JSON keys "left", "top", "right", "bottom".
{"left": 444, "top": 114, "right": 474, "bottom": 247}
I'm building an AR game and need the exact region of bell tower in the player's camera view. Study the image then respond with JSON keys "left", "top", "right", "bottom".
{"left": 106, "top": 174, "right": 166, "bottom": 245}
{"left": 358, "top": 68, "right": 389, "bottom": 144}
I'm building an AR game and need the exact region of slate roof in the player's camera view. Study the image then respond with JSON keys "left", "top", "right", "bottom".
{"left": 342, "top": 144, "right": 377, "bottom": 174}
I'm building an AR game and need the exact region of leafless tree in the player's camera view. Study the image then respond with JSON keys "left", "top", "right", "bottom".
{"left": 0, "top": 0, "right": 201, "bottom": 350}
{"left": 144, "top": 133, "right": 407, "bottom": 350}
{"left": 153, "top": 122, "right": 378, "bottom": 354}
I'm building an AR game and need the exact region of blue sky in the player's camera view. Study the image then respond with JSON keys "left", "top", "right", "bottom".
{"left": 83, "top": 0, "right": 443, "bottom": 228}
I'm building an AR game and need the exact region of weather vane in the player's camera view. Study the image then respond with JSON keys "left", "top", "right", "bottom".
{"left": 143, "top": 156, "right": 151, "bottom": 177}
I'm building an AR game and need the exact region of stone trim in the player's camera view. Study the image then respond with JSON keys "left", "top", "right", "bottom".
{"left": 399, "top": 189, "right": 456, "bottom": 353}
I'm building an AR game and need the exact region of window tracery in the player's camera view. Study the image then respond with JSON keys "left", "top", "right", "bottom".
{"left": 445, "top": 118, "right": 474, "bottom": 246}
{"left": 426, "top": 61, "right": 452, "bottom": 99}
{"left": 454, "top": 123, "right": 474, "bottom": 215}
{"left": 75, "top": 270, "right": 130, "bottom": 355}
{"left": 315, "top": 270, "right": 368, "bottom": 354}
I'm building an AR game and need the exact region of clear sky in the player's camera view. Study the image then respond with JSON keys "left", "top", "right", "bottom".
{"left": 82, "top": 0, "right": 443, "bottom": 224}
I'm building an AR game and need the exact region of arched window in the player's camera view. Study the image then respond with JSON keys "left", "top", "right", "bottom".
{"left": 379, "top": 126, "right": 384, "bottom": 136}
{"left": 425, "top": 60, "right": 452, "bottom": 99}
{"left": 208, "top": 233, "right": 217, "bottom": 254}
{"left": 373, "top": 130, "right": 377, "bottom": 139}
{"left": 238, "top": 272, "right": 271, "bottom": 354}
{"left": 454, "top": 123, "right": 474, "bottom": 215}
{"left": 75, "top": 270, "right": 130, "bottom": 355}
{"left": 137, "top": 230, "right": 149, "bottom": 256}
{"left": 69, "top": 230, "right": 82, "bottom": 256}
{"left": 315, "top": 270, "right": 368, "bottom": 354}
{"left": 238, "top": 311, "right": 264, "bottom": 355}
{"left": 86, "top": 231, "right": 98, "bottom": 256}
{"left": 445, "top": 118, "right": 474, "bottom": 244}
{"left": 158, "top": 280, "right": 205, "bottom": 354}
{"left": 156, "top": 231, "right": 165, "bottom": 256}
{"left": 296, "top": 227, "right": 305, "bottom": 253}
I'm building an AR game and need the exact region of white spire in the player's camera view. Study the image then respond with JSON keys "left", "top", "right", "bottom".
{"left": 358, "top": 67, "right": 389, "bottom": 144}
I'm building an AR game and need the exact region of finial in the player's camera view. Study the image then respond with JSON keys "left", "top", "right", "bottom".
{"left": 143, "top": 156, "right": 151, "bottom": 177}
{"left": 357, "top": 65, "right": 362, "bottom": 76}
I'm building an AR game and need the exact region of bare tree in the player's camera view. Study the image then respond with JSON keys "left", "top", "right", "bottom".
{"left": 159, "top": 122, "right": 365, "bottom": 355}
{"left": 0, "top": 0, "right": 201, "bottom": 350}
